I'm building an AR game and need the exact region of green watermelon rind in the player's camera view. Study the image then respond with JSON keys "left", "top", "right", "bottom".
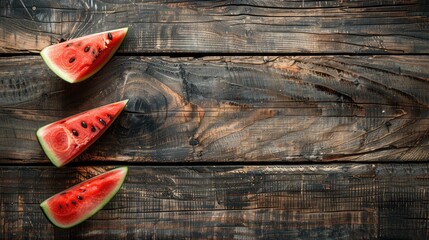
{"left": 36, "top": 99, "right": 129, "bottom": 168}
{"left": 40, "top": 27, "right": 129, "bottom": 83}
{"left": 40, "top": 166, "right": 128, "bottom": 229}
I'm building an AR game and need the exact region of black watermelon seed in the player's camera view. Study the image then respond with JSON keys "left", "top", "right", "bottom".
{"left": 81, "top": 121, "right": 87, "bottom": 128}
{"left": 72, "top": 129, "right": 79, "bottom": 136}
{"left": 59, "top": 204, "right": 62, "bottom": 209}
{"left": 92, "top": 49, "right": 96, "bottom": 55}
{"left": 99, "top": 118, "right": 106, "bottom": 125}
{"left": 69, "top": 57, "right": 75, "bottom": 63}
{"left": 66, "top": 43, "right": 72, "bottom": 47}
{"left": 81, "top": 189, "right": 86, "bottom": 192}
{"left": 98, "top": 47, "right": 102, "bottom": 53}
{"left": 91, "top": 125, "right": 96, "bottom": 132}
{"left": 84, "top": 46, "right": 90, "bottom": 52}
{"left": 108, "top": 32, "right": 112, "bottom": 40}
{"left": 107, "top": 114, "right": 112, "bottom": 119}
{"left": 71, "top": 201, "right": 76, "bottom": 205}
{"left": 77, "top": 195, "right": 83, "bottom": 200}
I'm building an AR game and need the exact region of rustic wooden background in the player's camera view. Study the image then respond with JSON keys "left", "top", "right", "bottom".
{"left": 1, "top": 0, "right": 429, "bottom": 239}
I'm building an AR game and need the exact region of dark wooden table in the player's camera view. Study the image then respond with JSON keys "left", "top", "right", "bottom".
{"left": 1, "top": 0, "right": 429, "bottom": 239}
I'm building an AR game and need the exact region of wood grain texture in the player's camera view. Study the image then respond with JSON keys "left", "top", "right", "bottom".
{"left": 1, "top": 0, "right": 429, "bottom": 54}
{"left": 1, "top": 164, "right": 429, "bottom": 239}
{"left": 1, "top": 55, "right": 429, "bottom": 164}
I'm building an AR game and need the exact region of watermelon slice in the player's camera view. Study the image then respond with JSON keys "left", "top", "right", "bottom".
{"left": 36, "top": 100, "right": 128, "bottom": 167}
{"left": 40, "top": 28, "right": 128, "bottom": 83}
{"left": 40, "top": 166, "right": 128, "bottom": 228}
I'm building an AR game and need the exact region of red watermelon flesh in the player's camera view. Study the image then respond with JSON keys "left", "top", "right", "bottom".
{"left": 40, "top": 167, "right": 128, "bottom": 228}
{"left": 40, "top": 28, "right": 128, "bottom": 83}
{"left": 36, "top": 100, "right": 128, "bottom": 167}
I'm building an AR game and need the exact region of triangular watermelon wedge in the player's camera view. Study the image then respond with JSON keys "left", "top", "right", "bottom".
{"left": 36, "top": 100, "right": 128, "bottom": 167}
{"left": 40, "top": 28, "right": 128, "bottom": 83}
{"left": 40, "top": 166, "right": 128, "bottom": 228}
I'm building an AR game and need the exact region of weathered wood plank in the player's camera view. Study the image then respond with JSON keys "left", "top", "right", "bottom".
{"left": 1, "top": 55, "right": 429, "bottom": 164}
{"left": 1, "top": 0, "right": 429, "bottom": 53}
{"left": 1, "top": 164, "right": 429, "bottom": 239}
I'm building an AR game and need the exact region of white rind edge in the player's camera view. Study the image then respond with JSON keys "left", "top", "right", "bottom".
{"left": 40, "top": 47, "right": 74, "bottom": 83}
{"left": 36, "top": 124, "right": 62, "bottom": 167}
{"left": 40, "top": 166, "right": 128, "bottom": 229}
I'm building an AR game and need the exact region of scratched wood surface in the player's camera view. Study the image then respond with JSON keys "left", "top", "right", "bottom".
{"left": 1, "top": 55, "right": 429, "bottom": 164}
{"left": 1, "top": 0, "right": 429, "bottom": 54}
{"left": 2, "top": 0, "right": 429, "bottom": 239}
{"left": 2, "top": 164, "right": 429, "bottom": 239}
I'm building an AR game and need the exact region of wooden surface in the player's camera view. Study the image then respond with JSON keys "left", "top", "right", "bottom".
{"left": 1, "top": 0, "right": 429, "bottom": 54}
{"left": 1, "top": 55, "right": 429, "bottom": 164}
{"left": 2, "top": 164, "right": 429, "bottom": 239}
{"left": 1, "top": 0, "right": 429, "bottom": 239}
